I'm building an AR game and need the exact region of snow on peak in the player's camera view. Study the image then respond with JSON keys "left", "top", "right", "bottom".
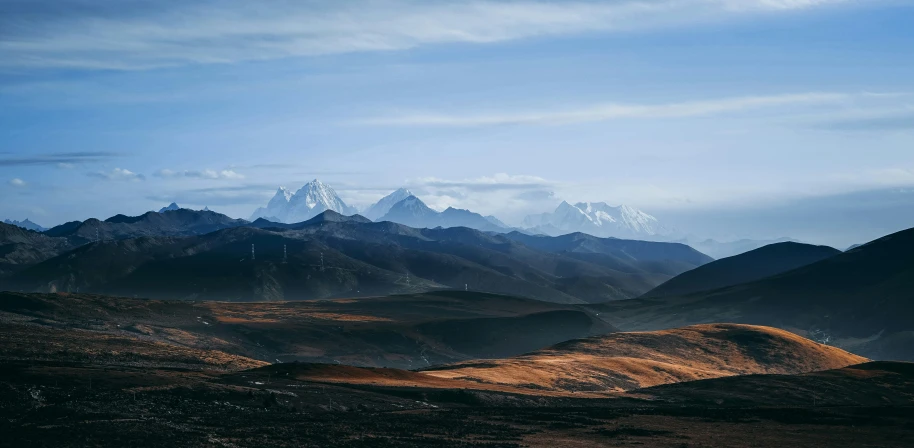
{"left": 251, "top": 180, "right": 356, "bottom": 223}
{"left": 523, "top": 200, "right": 665, "bottom": 238}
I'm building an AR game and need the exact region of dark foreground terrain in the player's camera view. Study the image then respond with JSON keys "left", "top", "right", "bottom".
{"left": 2, "top": 291, "right": 912, "bottom": 446}
{"left": 1, "top": 360, "right": 913, "bottom": 447}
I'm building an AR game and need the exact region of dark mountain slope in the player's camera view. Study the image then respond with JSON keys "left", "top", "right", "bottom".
{"left": 643, "top": 241, "right": 841, "bottom": 297}
{"left": 43, "top": 209, "right": 248, "bottom": 245}
{"left": 4, "top": 214, "right": 710, "bottom": 303}
{"left": 0, "top": 222, "right": 73, "bottom": 276}
{"left": 599, "top": 226, "right": 914, "bottom": 360}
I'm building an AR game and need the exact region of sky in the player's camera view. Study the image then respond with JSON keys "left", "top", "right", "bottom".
{"left": 2, "top": 0, "right": 914, "bottom": 247}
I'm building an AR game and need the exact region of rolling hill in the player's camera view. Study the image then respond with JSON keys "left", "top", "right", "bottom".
{"left": 419, "top": 324, "right": 865, "bottom": 395}
{"left": 642, "top": 241, "right": 841, "bottom": 297}
{"left": 598, "top": 226, "right": 914, "bottom": 360}
{"left": 0, "top": 290, "right": 613, "bottom": 369}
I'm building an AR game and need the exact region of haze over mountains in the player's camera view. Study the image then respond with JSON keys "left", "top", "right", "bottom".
{"left": 2, "top": 219, "right": 47, "bottom": 232}
{"left": 237, "top": 179, "right": 803, "bottom": 258}
{"left": 524, "top": 201, "right": 667, "bottom": 239}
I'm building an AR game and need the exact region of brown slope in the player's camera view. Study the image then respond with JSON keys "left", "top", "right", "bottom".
{"left": 0, "top": 290, "right": 613, "bottom": 369}
{"left": 419, "top": 324, "right": 866, "bottom": 395}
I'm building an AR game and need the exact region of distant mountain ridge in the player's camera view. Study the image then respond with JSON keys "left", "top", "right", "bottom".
{"left": 378, "top": 195, "right": 510, "bottom": 232}
{"left": 3, "top": 219, "right": 47, "bottom": 232}
{"left": 363, "top": 188, "right": 413, "bottom": 221}
{"left": 158, "top": 202, "right": 181, "bottom": 213}
{"left": 2, "top": 210, "right": 711, "bottom": 304}
{"left": 524, "top": 201, "right": 667, "bottom": 239}
{"left": 44, "top": 208, "right": 249, "bottom": 245}
{"left": 678, "top": 236, "right": 800, "bottom": 259}
{"left": 250, "top": 180, "right": 357, "bottom": 223}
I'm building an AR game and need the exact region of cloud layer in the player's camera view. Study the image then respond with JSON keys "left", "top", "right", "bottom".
{"left": 0, "top": 151, "right": 119, "bottom": 167}
{"left": 155, "top": 169, "right": 244, "bottom": 180}
{"left": 361, "top": 92, "right": 900, "bottom": 126}
{"left": 0, "top": 0, "right": 860, "bottom": 70}
{"left": 87, "top": 167, "right": 145, "bottom": 181}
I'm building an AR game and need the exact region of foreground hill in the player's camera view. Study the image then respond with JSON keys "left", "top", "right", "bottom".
{"left": 419, "top": 324, "right": 865, "bottom": 395}
{"left": 599, "top": 226, "right": 914, "bottom": 360}
{"left": 3, "top": 211, "right": 711, "bottom": 303}
{"left": 0, "top": 291, "right": 613, "bottom": 369}
{"left": 643, "top": 241, "right": 841, "bottom": 297}
{"left": 0, "top": 290, "right": 907, "bottom": 447}
{"left": 637, "top": 361, "right": 914, "bottom": 408}
{"left": 254, "top": 324, "right": 864, "bottom": 397}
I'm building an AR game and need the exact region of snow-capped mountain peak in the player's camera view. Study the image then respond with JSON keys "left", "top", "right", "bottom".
{"left": 523, "top": 201, "right": 665, "bottom": 239}
{"left": 363, "top": 187, "right": 413, "bottom": 221}
{"left": 250, "top": 180, "right": 357, "bottom": 223}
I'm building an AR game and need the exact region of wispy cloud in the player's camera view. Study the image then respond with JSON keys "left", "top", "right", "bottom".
{"left": 87, "top": 167, "right": 145, "bottom": 181}
{"left": 0, "top": 0, "right": 862, "bottom": 70}
{"left": 811, "top": 108, "right": 914, "bottom": 132}
{"left": 0, "top": 151, "right": 119, "bottom": 167}
{"left": 154, "top": 169, "right": 245, "bottom": 180}
{"left": 408, "top": 174, "right": 553, "bottom": 192}
{"left": 145, "top": 183, "right": 279, "bottom": 206}
{"left": 360, "top": 92, "right": 873, "bottom": 127}
{"left": 9, "top": 178, "right": 26, "bottom": 187}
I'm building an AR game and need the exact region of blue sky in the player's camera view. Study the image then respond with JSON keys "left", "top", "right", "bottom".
{"left": 2, "top": 0, "right": 914, "bottom": 247}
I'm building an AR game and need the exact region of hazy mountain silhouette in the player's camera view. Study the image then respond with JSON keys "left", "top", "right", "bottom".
{"left": 599, "top": 226, "right": 914, "bottom": 360}
{"left": 643, "top": 242, "right": 841, "bottom": 297}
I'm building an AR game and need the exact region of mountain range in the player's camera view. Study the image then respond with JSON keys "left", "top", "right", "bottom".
{"left": 243, "top": 180, "right": 815, "bottom": 259}
{"left": 0, "top": 209, "right": 711, "bottom": 303}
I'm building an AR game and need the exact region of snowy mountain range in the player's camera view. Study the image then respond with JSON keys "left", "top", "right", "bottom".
{"left": 3, "top": 219, "right": 47, "bottom": 232}
{"left": 250, "top": 180, "right": 358, "bottom": 223}
{"left": 523, "top": 201, "right": 668, "bottom": 239}
{"left": 248, "top": 180, "right": 671, "bottom": 239}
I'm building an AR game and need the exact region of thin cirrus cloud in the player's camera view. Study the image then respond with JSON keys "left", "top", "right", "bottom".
{"left": 407, "top": 174, "right": 554, "bottom": 192}
{"left": 0, "top": 0, "right": 863, "bottom": 70}
{"left": 0, "top": 151, "right": 119, "bottom": 167}
{"left": 87, "top": 167, "right": 145, "bottom": 181}
{"left": 154, "top": 169, "right": 245, "bottom": 180}
{"left": 9, "top": 178, "right": 27, "bottom": 187}
{"left": 359, "top": 92, "right": 881, "bottom": 127}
